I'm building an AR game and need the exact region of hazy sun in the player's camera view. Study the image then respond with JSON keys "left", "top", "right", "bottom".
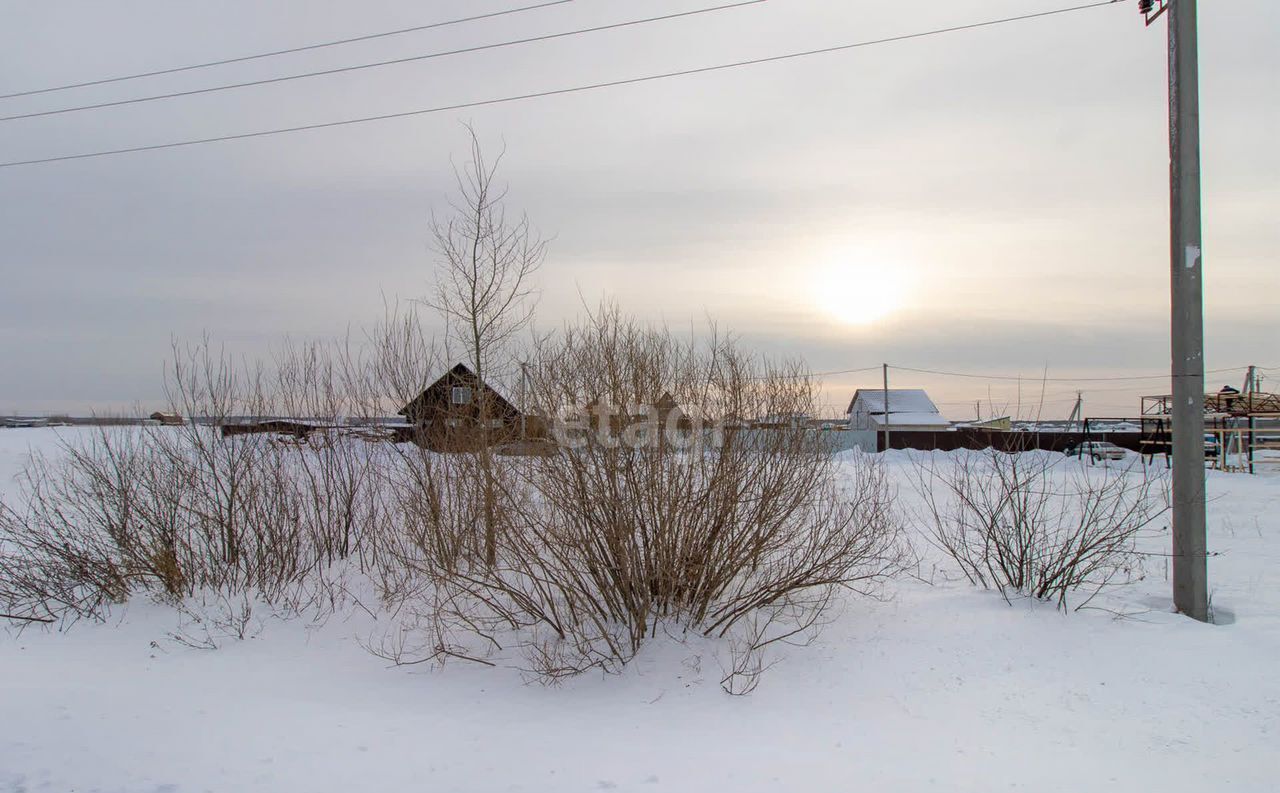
{"left": 812, "top": 255, "right": 910, "bottom": 326}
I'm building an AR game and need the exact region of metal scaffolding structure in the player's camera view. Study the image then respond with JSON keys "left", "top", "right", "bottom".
{"left": 1140, "top": 388, "right": 1280, "bottom": 474}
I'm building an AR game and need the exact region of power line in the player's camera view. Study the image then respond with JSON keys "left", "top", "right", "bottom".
{"left": 0, "top": 0, "right": 580, "bottom": 101}
{"left": 998, "top": 373, "right": 1251, "bottom": 398}
{"left": 755, "top": 363, "right": 1254, "bottom": 386}
{"left": 803, "top": 365, "right": 883, "bottom": 379}
{"left": 888, "top": 364, "right": 1250, "bottom": 383}
{"left": 0, "top": 1, "right": 768, "bottom": 123}
{"left": 933, "top": 397, "right": 1083, "bottom": 406}
{"left": 0, "top": 0, "right": 1123, "bottom": 170}
{"left": 747, "top": 365, "right": 881, "bottom": 382}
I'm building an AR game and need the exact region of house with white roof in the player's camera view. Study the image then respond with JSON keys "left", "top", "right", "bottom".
{"left": 846, "top": 388, "right": 952, "bottom": 432}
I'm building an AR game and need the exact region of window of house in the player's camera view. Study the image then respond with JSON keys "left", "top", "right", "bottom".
{"left": 486, "top": 418, "right": 505, "bottom": 429}
{"left": 451, "top": 386, "right": 472, "bottom": 405}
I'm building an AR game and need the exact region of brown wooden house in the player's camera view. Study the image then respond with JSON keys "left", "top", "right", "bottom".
{"left": 398, "top": 363, "right": 522, "bottom": 451}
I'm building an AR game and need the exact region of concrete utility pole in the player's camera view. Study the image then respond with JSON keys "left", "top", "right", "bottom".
{"left": 1067, "top": 391, "right": 1083, "bottom": 431}
{"left": 1164, "top": 0, "right": 1209, "bottom": 621}
{"left": 881, "top": 364, "right": 891, "bottom": 453}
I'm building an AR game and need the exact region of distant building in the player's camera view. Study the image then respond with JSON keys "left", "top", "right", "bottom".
{"left": 750, "top": 414, "right": 847, "bottom": 431}
{"left": 149, "top": 411, "right": 185, "bottom": 426}
{"left": 576, "top": 391, "right": 693, "bottom": 434}
{"left": 752, "top": 412, "right": 809, "bottom": 429}
{"left": 846, "top": 389, "right": 951, "bottom": 432}
{"left": 0, "top": 416, "right": 49, "bottom": 429}
{"left": 398, "top": 363, "right": 521, "bottom": 450}
{"left": 220, "top": 418, "right": 323, "bottom": 439}
{"left": 953, "top": 416, "right": 1012, "bottom": 432}
{"left": 804, "top": 417, "right": 848, "bottom": 431}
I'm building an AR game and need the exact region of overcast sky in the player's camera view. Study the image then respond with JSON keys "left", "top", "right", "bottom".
{"left": 1, "top": 0, "right": 1276, "bottom": 418}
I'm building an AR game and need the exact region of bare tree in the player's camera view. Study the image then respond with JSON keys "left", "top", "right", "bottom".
{"left": 427, "top": 126, "right": 545, "bottom": 565}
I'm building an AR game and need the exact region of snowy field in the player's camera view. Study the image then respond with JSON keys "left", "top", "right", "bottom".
{"left": 2, "top": 427, "right": 1278, "bottom": 793}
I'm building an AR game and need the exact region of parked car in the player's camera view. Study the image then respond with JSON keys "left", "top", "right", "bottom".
{"left": 1066, "top": 441, "right": 1127, "bottom": 462}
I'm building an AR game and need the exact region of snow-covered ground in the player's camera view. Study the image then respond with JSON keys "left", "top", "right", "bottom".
{"left": 2, "top": 428, "right": 1278, "bottom": 792}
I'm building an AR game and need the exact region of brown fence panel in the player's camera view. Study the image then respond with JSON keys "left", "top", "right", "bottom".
{"left": 878, "top": 429, "right": 1147, "bottom": 454}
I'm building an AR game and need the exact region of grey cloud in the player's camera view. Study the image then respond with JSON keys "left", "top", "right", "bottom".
{"left": 1, "top": 0, "right": 1276, "bottom": 414}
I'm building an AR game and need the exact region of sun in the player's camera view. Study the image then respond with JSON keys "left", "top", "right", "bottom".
{"left": 812, "top": 255, "right": 910, "bottom": 327}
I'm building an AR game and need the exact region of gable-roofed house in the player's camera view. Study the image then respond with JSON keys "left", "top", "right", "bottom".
{"left": 846, "top": 388, "right": 952, "bottom": 432}
{"left": 398, "top": 363, "right": 522, "bottom": 450}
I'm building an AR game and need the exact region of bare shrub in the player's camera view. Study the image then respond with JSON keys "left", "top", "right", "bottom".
{"left": 0, "top": 427, "right": 314, "bottom": 622}
{"left": 0, "top": 337, "right": 396, "bottom": 624}
{"left": 385, "top": 306, "right": 904, "bottom": 683}
{"left": 910, "top": 448, "right": 1169, "bottom": 609}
